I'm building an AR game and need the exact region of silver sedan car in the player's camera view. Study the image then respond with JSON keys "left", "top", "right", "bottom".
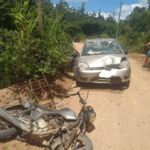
{"left": 73, "top": 38, "right": 131, "bottom": 87}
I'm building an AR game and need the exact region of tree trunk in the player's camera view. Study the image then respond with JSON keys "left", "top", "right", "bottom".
{"left": 37, "top": 0, "right": 43, "bottom": 31}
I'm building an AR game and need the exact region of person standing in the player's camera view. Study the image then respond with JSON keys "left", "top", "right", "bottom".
{"left": 142, "top": 40, "right": 150, "bottom": 67}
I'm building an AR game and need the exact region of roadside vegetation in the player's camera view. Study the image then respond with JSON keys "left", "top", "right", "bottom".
{"left": 1, "top": 0, "right": 150, "bottom": 88}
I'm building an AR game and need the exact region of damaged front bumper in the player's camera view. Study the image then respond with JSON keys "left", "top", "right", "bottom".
{"left": 73, "top": 66, "right": 131, "bottom": 84}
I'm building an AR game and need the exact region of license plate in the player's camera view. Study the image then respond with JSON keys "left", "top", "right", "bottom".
{"left": 99, "top": 70, "right": 112, "bottom": 78}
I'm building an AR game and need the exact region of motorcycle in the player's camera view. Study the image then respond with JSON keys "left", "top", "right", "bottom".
{"left": 0, "top": 92, "right": 96, "bottom": 150}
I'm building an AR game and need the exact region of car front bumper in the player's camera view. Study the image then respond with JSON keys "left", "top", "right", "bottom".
{"left": 73, "top": 66, "right": 131, "bottom": 84}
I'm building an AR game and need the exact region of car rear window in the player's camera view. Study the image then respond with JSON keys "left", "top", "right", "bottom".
{"left": 82, "top": 40, "right": 123, "bottom": 56}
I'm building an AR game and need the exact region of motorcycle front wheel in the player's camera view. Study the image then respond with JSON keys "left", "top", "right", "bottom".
{"left": 50, "top": 133, "right": 93, "bottom": 150}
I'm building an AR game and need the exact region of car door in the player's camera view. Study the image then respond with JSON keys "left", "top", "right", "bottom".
{"left": 58, "top": 42, "right": 80, "bottom": 72}
{"left": 66, "top": 49, "right": 80, "bottom": 72}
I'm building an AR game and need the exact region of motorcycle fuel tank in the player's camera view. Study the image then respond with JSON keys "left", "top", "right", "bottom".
{"left": 31, "top": 108, "right": 78, "bottom": 120}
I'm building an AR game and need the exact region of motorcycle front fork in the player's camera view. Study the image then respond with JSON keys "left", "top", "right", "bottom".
{"left": 63, "top": 120, "right": 83, "bottom": 150}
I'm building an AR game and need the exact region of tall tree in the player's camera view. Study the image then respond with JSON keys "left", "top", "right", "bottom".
{"left": 42, "top": 0, "right": 54, "bottom": 18}
{"left": 106, "top": 14, "right": 116, "bottom": 24}
{"left": 77, "top": 2, "right": 86, "bottom": 17}
{"left": 148, "top": 0, "right": 150, "bottom": 10}
{"left": 97, "top": 10, "right": 105, "bottom": 21}
{"left": 55, "top": 0, "right": 68, "bottom": 14}
{"left": 126, "top": 7, "right": 150, "bottom": 32}
{"left": 37, "top": 0, "right": 43, "bottom": 31}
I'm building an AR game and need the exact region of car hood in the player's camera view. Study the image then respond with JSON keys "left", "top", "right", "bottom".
{"left": 79, "top": 54, "right": 127, "bottom": 68}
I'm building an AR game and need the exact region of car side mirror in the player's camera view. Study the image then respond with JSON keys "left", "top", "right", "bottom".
{"left": 124, "top": 49, "right": 128, "bottom": 55}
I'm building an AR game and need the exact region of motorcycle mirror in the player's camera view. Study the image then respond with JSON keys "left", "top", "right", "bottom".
{"left": 77, "top": 92, "right": 85, "bottom": 105}
{"left": 85, "top": 91, "right": 89, "bottom": 100}
{"left": 81, "top": 91, "right": 89, "bottom": 105}
{"left": 22, "top": 100, "right": 32, "bottom": 108}
{"left": 18, "top": 97, "right": 32, "bottom": 108}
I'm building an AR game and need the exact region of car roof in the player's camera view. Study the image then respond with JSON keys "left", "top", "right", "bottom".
{"left": 85, "top": 38, "right": 116, "bottom": 43}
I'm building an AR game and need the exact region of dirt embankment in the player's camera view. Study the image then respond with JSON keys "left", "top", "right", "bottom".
{"left": 1, "top": 42, "right": 150, "bottom": 150}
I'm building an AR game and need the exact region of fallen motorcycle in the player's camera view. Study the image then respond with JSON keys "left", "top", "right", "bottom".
{"left": 0, "top": 92, "right": 96, "bottom": 150}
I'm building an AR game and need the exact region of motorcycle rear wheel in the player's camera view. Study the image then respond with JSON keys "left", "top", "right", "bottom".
{"left": 0, "top": 107, "right": 24, "bottom": 141}
{"left": 50, "top": 133, "right": 93, "bottom": 150}
{"left": 0, "top": 118, "right": 18, "bottom": 140}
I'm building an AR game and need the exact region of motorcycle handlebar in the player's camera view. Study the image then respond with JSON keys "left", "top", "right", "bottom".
{"left": 77, "top": 92, "right": 82, "bottom": 101}
{"left": 77, "top": 92, "right": 86, "bottom": 104}
{"left": 77, "top": 92, "right": 88, "bottom": 112}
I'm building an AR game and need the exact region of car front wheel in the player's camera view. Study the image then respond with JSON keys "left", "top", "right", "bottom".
{"left": 123, "top": 81, "right": 130, "bottom": 88}
{"left": 76, "top": 81, "right": 83, "bottom": 87}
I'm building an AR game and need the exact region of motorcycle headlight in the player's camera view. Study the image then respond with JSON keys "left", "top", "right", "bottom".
{"left": 119, "top": 61, "right": 129, "bottom": 69}
{"left": 78, "top": 63, "right": 90, "bottom": 70}
{"left": 89, "top": 112, "right": 96, "bottom": 123}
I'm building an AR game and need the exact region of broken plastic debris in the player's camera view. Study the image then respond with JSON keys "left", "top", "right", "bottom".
{"left": 57, "top": 103, "right": 68, "bottom": 108}
{"left": 67, "top": 87, "right": 81, "bottom": 95}
{"left": 59, "top": 93, "right": 69, "bottom": 98}
{"left": 71, "top": 84, "right": 76, "bottom": 88}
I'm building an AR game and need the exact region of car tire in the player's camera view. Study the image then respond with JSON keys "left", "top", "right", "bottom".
{"left": 123, "top": 81, "right": 130, "bottom": 88}
{"left": 76, "top": 81, "right": 83, "bottom": 87}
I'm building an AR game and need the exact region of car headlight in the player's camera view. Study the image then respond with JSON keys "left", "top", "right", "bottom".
{"left": 89, "top": 112, "right": 96, "bottom": 123}
{"left": 78, "top": 63, "right": 90, "bottom": 70}
{"left": 119, "top": 61, "right": 129, "bottom": 69}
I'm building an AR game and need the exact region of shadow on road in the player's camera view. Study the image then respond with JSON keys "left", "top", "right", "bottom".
{"left": 7, "top": 73, "right": 73, "bottom": 101}
{"left": 78, "top": 83, "right": 129, "bottom": 91}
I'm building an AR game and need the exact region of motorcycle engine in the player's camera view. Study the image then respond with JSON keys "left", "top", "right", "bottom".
{"left": 28, "top": 117, "right": 61, "bottom": 144}
{"left": 29, "top": 119, "right": 51, "bottom": 143}
{"left": 32, "top": 117, "right": 61, "bottom": 132}
{"left": 32, "top": 118, "right": 49, "bottom": 132}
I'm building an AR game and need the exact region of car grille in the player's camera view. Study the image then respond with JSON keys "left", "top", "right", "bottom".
{"left": 91, "top": 77, "right": 121, "bottom": 83}
{"left": 80, "top": 77, "right": 87, "bottom": 81}
{"left": 91, "top": 77, "right": 111, "bottom": 82}
{"left": 90, "top": 64, "right": 119, "bottom": 70}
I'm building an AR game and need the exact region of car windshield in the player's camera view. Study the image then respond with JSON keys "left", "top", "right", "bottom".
{"left": 82, "top": 40, "right": 123, "bottom": 56}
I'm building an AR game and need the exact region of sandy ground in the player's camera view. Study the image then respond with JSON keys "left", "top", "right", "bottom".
{"left": 1, "top": 42, "right": 150, "bottom": 150}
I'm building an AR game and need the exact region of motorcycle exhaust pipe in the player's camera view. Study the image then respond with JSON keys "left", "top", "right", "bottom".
{"left": 0, "top": 107, "right": 31, "bottom": 132}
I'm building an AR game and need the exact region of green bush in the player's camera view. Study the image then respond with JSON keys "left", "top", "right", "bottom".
{"left": 0, "top": 0, "right": 73, "bottom": 88}
{"left": 0, "top": 28, "right": 72, "bottom": 88}
{"left": 77, "top": 32, "right": 110, "bottom": 42}
{"left": 76, "top": 32, "right": 87, "bottom": 42}
{"left": 118, "top": 29, "right": 150, "bottom": 54}
{"left": 117, "top": 36, "right": 130, "bottom": 50}
{"left": 99, "top": 33, "right": 109, "bottom": 38}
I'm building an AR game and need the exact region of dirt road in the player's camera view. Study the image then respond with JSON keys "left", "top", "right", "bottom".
{"left": 1, "top": 42, "right": 150, "bottom": 150}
